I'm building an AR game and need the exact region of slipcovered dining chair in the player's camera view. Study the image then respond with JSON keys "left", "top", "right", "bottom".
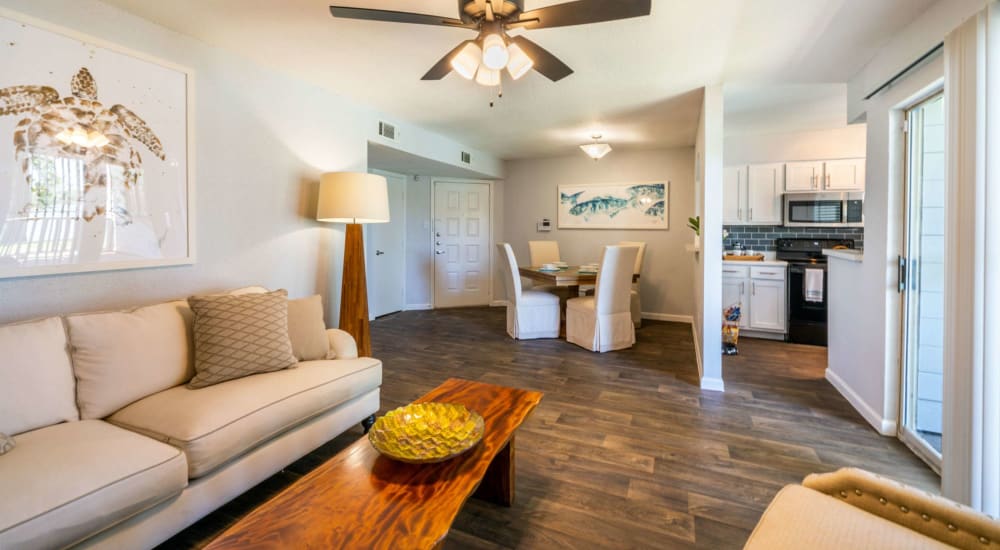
{"left": 496, "top": 243, "right": 561, "bottom": 340}
{"left": 619, "top": 240, "right": 647, "bottom": 327}
{"left": 566, "top": 245, "right": 639, "bottom": 352}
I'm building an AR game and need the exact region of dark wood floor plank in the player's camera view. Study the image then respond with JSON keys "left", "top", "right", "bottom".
{"left": 158, "top": 307, "right": 936, "bottom": 549}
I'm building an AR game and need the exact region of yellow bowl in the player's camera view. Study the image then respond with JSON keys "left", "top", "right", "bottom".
{"left": 368, "top": 402, "right": 485, "bottom": 464}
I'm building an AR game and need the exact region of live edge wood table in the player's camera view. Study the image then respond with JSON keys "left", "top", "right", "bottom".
{"left": 205, "top": 378, "right": 543, "bottom": 550}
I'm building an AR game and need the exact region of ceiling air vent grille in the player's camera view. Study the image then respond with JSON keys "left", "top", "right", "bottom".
{"left": 378, "top": 121, "right": 396, "bottom": 141}
{"left": 461, "top": 151, "right": 471, "bottom": 164}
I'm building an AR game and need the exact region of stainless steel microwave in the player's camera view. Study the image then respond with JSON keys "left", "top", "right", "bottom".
{"left": 784, "top": 192, "right": 864, "bottom": 227}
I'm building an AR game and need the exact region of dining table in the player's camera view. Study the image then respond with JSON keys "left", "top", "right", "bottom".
{"left": 518, "top": 265, "right": 639, "bottom": 296}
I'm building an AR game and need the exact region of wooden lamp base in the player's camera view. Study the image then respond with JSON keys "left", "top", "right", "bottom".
{"left": 339, "top": 223, "right": 371, "bottom": 357}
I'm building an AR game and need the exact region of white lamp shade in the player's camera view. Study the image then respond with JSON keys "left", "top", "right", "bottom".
{"left": 451, "top": 41, "right": 482, "bottom": 80}
{"left": 316, "top": 172, "right": 390, "bottom": 224}
{"left": 481, "top": 33, "right": 509, "bottom": 70}
{"left": 475, "top": 66, "right": 501, "bottom": 86}
{"left": 506, "top": 42, "right": 533, "bottom": 80}
{"left": 580, "top": 143, "right": 613, "bottom": 160}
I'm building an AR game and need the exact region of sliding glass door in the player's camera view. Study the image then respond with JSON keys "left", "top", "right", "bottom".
{"left": 899, "top": 92, "right": 945, "bottom": 470}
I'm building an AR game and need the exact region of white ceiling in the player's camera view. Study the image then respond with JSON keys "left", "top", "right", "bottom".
{"left": 102, "top": 0, "right": 937, "bottom": 160}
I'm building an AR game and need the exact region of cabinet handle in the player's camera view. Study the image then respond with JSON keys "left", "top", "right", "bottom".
{"left": 749, "top": 208, "right": 754, "bottom": 221}
{"left": 752, "top": 282, "right": 756, "bottom": 296}
{"left": 737, "top": 207, "right": 742, "bottom": 220}
{"left": 826, "top": 173, "right": 831, "bottom": 188}
{"left": 740, "top": 282, "right": 745, "bottom": 295}
{"left": 758, "top": 271, "right": 776, "bottom": 275}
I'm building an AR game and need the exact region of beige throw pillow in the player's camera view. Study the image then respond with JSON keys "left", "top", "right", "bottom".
{"left": 188, "top": 290, "right": 297, "bottom": 389}
{"left": 287, "top": 295, "right": 330, "bottom": 361}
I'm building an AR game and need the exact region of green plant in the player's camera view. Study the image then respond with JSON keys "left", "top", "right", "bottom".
{"left": 687, "top": 216, "right": 700, "bottom": 236}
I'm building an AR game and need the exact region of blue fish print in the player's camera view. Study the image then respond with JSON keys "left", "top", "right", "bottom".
{"left": 645, "top": 200, "right": 665, "bottom": 218}
{"left": 569, "top": 195, "right": 629, "bottom": 220}
{"left": 560, "top": 191, "right": 584, "bottom": 205}
{"left": 628, "top": 183, "right": 665, "bottom": 207}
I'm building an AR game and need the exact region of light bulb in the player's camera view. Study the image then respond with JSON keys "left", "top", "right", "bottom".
{"left": 55, "top": 129, "right": 73, "bottom": 145}
{"left": 475, "top": 66, "right": 500, "bottom": 87}
{"left": 88, "top": 131, "right": 110, "bottom": 148}
{"left": 71, "top": 127, "right": 88, "bottom": 146}
{"left": 450, "top": 41, "right": 482, "bottom": 80}
{"left": 506, "top": 42, "right": 533, "bottom": 80}
{"left": 481, "top": 34, "right": 509, "bottom": 70}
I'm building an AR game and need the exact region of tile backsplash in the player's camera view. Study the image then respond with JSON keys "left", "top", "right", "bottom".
{"left": 723, "top": 225, "right": 864, "bottom": 251}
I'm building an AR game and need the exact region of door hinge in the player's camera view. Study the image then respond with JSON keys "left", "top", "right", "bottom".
{"left": 902, "top": 117, "right": 911, "bottom": 134}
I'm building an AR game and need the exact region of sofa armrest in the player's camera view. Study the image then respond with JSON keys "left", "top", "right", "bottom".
{"left": 326, "top": 329, "right": 358, "bottom": 359}
{"left": 803, "top": 467, "right": 1000, "bottom": 548}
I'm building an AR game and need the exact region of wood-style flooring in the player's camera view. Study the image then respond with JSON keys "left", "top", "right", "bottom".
{"left": 159, "top": 307, "right": 937, "bottom": 549}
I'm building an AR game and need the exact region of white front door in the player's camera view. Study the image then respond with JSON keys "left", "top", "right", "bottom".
{"left": 433, "top": 181, "right": 491, "bottom": 308}
{"left": 367, "top": 170, "right": 406, "bottom": 318}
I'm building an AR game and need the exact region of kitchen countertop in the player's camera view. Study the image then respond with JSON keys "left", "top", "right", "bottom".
{"left": 722, "top": 258, "right": 788, "bottom": 267}
{"left": 823, "top": 248, "right": 863, "bottom": 263}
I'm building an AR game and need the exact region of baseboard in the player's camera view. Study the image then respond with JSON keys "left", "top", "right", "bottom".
{"left": 490, "top": 300, "right": 508, "bottom": 307}
{"left": 691, "top": 322, "right": 703, "bottom": 378}
{"left": 825, "top": 368, "right": 897, "bottom": 436}
{"left": 641, "top": 312, "right": 693, "bottom": 323}
{"left": 700, "top": 376, "right": 725, "bottom": 392}
{"left": 405, "top": 304, "right": 433, "bottom": 311}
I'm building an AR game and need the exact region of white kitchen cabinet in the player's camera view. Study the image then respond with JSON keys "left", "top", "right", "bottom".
{"left": 722, "top": 265, "right": 750, "bottom": 329}
{"left": 723, "top": 164, "right": 782, "bottom": 225}
{"left": 785, "top": 161, "right": 823, "bottom": 192}
{"left": 747, "top": 163, "right": 784, "bottom": 224}
{"left": 722, "top": 262, "right": 787, "bottom": 334}
{"left": 722, "top": 166, "right": 746, "bottom": 225}
{"left": 824, "top": 158, "right": 866, "bottom": 191}
{"left": 749, "top": 278, "right": 786, "bottom": 332}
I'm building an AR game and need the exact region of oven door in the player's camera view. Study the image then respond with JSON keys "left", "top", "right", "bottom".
{"left": 787, "top": 263, "right": 829, "bottom": 346}
{"left": 784, "top": 193, "right": 855, "bottom": 227}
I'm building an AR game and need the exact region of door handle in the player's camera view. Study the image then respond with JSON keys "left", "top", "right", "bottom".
{"left": 375, "top": 250, "right": 385, "bottom": 256}
{"left": 435, "top": 250, "right": 446, "bottom": 255}
{"left": 898, "top": 256, "right": 906, "bottom": 293}
{"left": 435, "top": 232, "right": 441, "bottom": 237}
{"left": 435, "top": 241, "right": 441, "bottom": 245}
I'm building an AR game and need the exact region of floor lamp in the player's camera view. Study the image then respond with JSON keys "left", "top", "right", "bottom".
{"left": 317, "top": 172, "right": 389, "bottom": 357}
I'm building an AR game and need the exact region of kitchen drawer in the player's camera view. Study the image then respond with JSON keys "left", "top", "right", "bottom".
{"left": 751, "top": 266, "right": 786, "bottom": 281}
{"left": 722, "top": 265, "right": 750, "bottom": 278}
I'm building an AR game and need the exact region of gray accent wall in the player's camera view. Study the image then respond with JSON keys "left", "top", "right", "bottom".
{"left": 723, "top": 225, "right": 865, "bottom": 251}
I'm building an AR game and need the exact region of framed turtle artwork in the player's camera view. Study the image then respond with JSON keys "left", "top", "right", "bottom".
{"left": 557, "top": 181, "right": 669, "bottom": 230}
{"left": 0, "top": 9, "right": 194, "bottom": 279}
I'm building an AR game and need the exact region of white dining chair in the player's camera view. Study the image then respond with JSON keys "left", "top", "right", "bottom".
{"left": 618, "top": 240, "right": 646, "bottom": 327}
{"left": 496, "top": 243, "right": 561, "bottom": 340}
{"left": 528, "top": 240, "right": 561, "bottom": 266}
{"left": 566, "top": 245, "right": 639, "bottom": 352}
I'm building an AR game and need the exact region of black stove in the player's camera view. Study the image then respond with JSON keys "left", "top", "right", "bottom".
{"left": 775, "top": 238, "right": 855, "bottom": 346}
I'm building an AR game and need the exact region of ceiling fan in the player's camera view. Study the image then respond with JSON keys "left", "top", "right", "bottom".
{"left": 329, "top": 0, "right": 652, "bottom": 86}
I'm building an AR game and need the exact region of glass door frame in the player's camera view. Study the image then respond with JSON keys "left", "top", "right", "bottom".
{"left": 898, "top": 89, "right": 945, "bottom": 473}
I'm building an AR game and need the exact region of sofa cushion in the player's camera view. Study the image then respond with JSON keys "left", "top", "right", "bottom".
{"left": 67, "top": 300, "right": 195, "bottom": 419}
{"left": 0, "top": 316, "right": 79, "bottom": 435}
{"left": 188, "top": 289, "right": 298, "bottom": 388}
{"left": 744, "top": 485, "right": 953, "bottom": 550}
{"left": 0, "top": 433, "right": 13, "bottom": 455}
{"left": 109, "top": 357, "right": 382, "bottom": 478}
{"left": 0, "top": 420, "right": 187, "bottom": 550}
{"left": 288, "top": 295, "right": 330, "bottom": 361}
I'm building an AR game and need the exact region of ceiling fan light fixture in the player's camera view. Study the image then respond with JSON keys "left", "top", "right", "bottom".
{"left": 481, "top": 33, "right": 509, "bottom": 70}
{"left": 506, "top": 42, "right": 533, "bottom": 80}
{"left": 474, "top": 65, "right": 501, "bottom": 86}
{"left": 450, "top": 41, "right": 482, "bottom": 80}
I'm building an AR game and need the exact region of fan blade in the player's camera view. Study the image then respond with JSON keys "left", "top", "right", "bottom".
{"left": 329, "top": 6, "right": 475, "bottom": 28}
{"left": 421, "top": 40, "right": 475, "bottom": 80}
{"left": 514, "top": 0, "right": 651, "bottom": 30}
{"left": 510, "top": 36, "right": 573, "bottom": 82}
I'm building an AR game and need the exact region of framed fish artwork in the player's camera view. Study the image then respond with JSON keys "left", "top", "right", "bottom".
{"left": 0, "top": 9, "right": 194, "bottom": 279}
{"left": 557, "top": 181, "right": 669, "bottom": 230}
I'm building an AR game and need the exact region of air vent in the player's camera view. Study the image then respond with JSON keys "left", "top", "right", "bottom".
{"left": 378, "top": 121, "right": 396, "bottom": 141}
{"left": 461, "top": 151, "right": 471, "bottom": 164}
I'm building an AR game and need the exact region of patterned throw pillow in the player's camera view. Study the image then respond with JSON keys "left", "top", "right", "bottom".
{"left": 0, "top": 433, "right": 13, "bottom": 455}
{"left": 187, "top": 289, "right": 298, "bottom": 389}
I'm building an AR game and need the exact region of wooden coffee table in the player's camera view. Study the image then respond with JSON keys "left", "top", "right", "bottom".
{"left": 205, "top": 378, "right": 543, "bottom": 550}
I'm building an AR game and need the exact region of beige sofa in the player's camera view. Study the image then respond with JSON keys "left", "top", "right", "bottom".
{"left": 745, "top": 468, "right": 1000, "bottom": 549}
{"left": 0, "top": 288, "right": 382, "bottom": 549}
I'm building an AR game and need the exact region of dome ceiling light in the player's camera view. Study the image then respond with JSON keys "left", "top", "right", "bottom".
{"left": 580, "top": 134, "right": 612, "bottom": 160}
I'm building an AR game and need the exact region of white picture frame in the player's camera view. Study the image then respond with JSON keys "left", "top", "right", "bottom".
{"left": 0, "top": 8, "right": 195, "bottom": 279}
{"left": 557, "top": 181, "right": 669, "bottom": 230}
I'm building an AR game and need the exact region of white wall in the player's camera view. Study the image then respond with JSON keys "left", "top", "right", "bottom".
{"left": 847, "top": 0, "right": 984, "bottom": 122}
{"left": 695, "top": 85, "right": 725, "bottom": 391}
{"left": 724, "top": 125, "right": 867, "bottom": 166}
{"left": 501, "top": 148, "right": 695, "bottom": 319}
{"left": 403, "top": 175, "right": 432, "bottom": 309}
{"left": 0, "top": 0, "right": 500, "bottom": 326}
